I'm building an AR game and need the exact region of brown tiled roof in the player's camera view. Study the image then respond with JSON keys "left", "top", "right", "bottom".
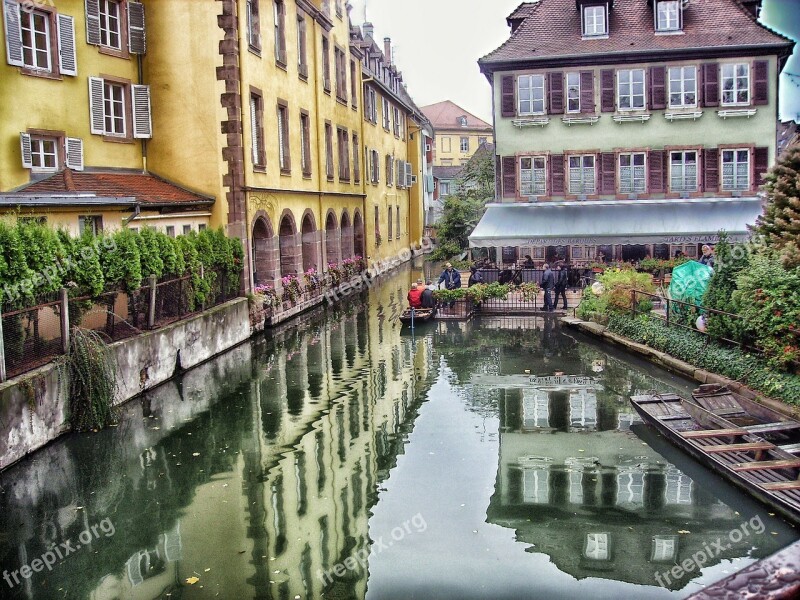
{"left": 432, "top": 166, "right": 464, "bottom": 181}
{"left": 480, "top": 0, "right": 794, "bottom": 68}
{"left": 507, "top": 2, "right": 539, "bottom": 23}
{"left": 17, "top": 170, "right": 213, "bottom": 205}
{"left": 420, "top": 101, "right": 492, "bottom": 131}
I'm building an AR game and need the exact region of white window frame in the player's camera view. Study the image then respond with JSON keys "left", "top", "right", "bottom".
{"left": 517, "top": 74, "right": 546, "bottom": 115}
{"left": 668, "top": 65, "right": 697, "bottom": 108}
{"left": 19, "top": 6, "right": 52, "bottom": 71}
{"left": 721, "top": 149, "right": 750, "bottom": 191}
{"left": 618, "top": 152, "right": 646, "bottom": 194}
{"left": 655, "top": 0, "right": 681, "bottom": 32}
{"left": 439, "top": 181, "right": 450, "bottom": 196}
{"left": 566, "top": 72, "right": 581, "bottom": 113}
{"left": 617, "top": 69, "right": 646, "bottom": 111}
{"left": 568, "top": 155, "right": 596, "bottom": 194}
{"left": 582, "top": 5, "right": 607, "bottom": 37}
{"left": 98, "top": 0, "right": 122, "bottom": 50}
{"left": 520, "top": 156, "right": 546, "bottom": 196}
{"left": 669, "top": 150, "right": 698, "bottom": 192}
{"left": 29, "top": 136, "right": 59, "bottom": 172}
{"left": 103, "top": 81, "right": 126, "bottom": 136}
{"left": 721, "top": 63, "right": 750, "bottom": 106}
{"left": 278, "top": 104, "right": 290, "bottom": 171}
{"left": 382, "top": 97, "right": 390, "bottom": 130}
{"left": 460, "top": 137, "right": 469, "bottom": 153}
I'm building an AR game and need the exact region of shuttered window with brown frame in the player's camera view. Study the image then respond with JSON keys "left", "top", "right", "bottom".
{"left": 649, "top": 66, "right": 667, "bottom": 110}
{"left": 273, "top": 0, "right": 286, "bottom": 65}
{"left": 549, "top": 154, "right": 565, "bottom": 195}
{"left": 548, "top": 72, "right": 564, "bottom": 115}
{"left": 648, "top": 150, "right": 667, "bottom": 193}
{"left": 501, "top": 156, "right": 516, "bottom": 198}
{"left": 600, "top": 69, "right": 615, "bottom": 112}
{"left": 753, "top": 61, "right": 769, "bottom": 106}
{"left": 702, "top": 63, "right": 719, "bottom": 107}
{"left": 277, "top": 101, "right": 290, "bottom": 173}
{"left": 703, "top": 148, "right": 719, "bottom": 192}
{"left": 297, "top": 15, "right": 308, "bottom": 78}
{"left": 352, "top": 133, "right": 360, "bottom": 183}
{"left": 754, "top": 147, "right": 769, "bottom": 189}
{"left": 300, "top": 111, "right": 311, "bottom": 176}
{"left": 321, "top": 35, "right": 331, "bottom": 92}
{"left": 325, "top": 122, "right": 334, "bottom": 180}
{"left": 580, "top": 71, "right": 595, "bottom": 113}
{"left": 599, "top": 152, "right": 616, "bottom": 195}
{"left": 501, "top": 75, "right": 515, "bottom": 118}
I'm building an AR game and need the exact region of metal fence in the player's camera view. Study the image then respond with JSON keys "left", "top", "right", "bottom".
{"left": 476, "top": 267, "right": 592, "bottom": 289}
{"left": 0, "top": 269, "right": 239, "bottom": 382}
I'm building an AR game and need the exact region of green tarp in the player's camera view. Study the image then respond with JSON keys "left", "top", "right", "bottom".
{"left": 669, "top": 260, "right": 714, "bottom": 308}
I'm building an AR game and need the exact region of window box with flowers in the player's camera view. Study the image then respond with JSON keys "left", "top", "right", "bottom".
{"left": 303, "top": 268, "right": 320, "bottom": 297}
{"left": 281, "top": 274, "right": 302, "bottom": 305}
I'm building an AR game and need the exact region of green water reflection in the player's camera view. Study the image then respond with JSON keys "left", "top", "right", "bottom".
{"left": 0, "top": 267, "right": 796, "bottom": 600}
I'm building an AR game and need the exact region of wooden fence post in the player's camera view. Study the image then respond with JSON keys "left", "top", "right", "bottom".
{"left": 666, "top": 298, "right": 671, "bottom": 328}
{"left": 60, "top": 288, "right": 70, "bottom": 353}
{"left": 0, "top": 301, "right": 6, "bottom": 383}
{"left": 148, "top": 275, "right": 157, "bottom": 329}
{"left": 631, "top": 289, "right": 636, "bottom": 317}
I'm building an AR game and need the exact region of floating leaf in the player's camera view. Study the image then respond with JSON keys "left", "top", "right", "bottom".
{"left": 185, "top": 577, "right": 199, "bottom": 585}
{"left": 678, "top": 530, "right": 691, "bottom": 534}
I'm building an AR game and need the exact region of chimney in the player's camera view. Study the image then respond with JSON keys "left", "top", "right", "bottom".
{"left": 384, "top": 37, "right": 392, "bottom": 65}
{"left": 363, "top": 22, "right": 374, "bottom": 39}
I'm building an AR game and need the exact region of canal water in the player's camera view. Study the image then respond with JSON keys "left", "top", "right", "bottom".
{"left": 0, "top": 264, "right": 796, "bottom": 600}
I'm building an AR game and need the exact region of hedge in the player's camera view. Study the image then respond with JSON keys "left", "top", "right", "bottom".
{"left": 608, "top": 313, "right": 800, "bottom": 406}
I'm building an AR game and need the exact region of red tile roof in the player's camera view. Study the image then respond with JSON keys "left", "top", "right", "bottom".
{"left": 17, "top": 170, "right": 213, "bottom": 206}
{"left": 507, "top": 2, "right": 539, "bottom": 23}
{"left": 480, "top": 0, "right": 793, "bottom": 68}
{"left": 420, "top": 101, "right": 492, "bottom": 131}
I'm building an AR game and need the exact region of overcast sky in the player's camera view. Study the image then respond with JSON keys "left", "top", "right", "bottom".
{"left": 350, "top": 0, "right": 800, "bottom": 123}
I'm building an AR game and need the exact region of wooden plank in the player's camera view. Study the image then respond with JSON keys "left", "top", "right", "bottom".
{"left": 636, "top": 398, "right": 682, "bottom": 404}
{"left": 657, "top": 414, "right": 694, "bottom": 422}
{"left": 731, "top": 459, "right": 800, "bottom": 472}
{"left": 779, "top": 443, "right": 800, "bottom": 454}
{"left": 680, "top": 428, "right": 745, "bottom": 439}
{"left": 744, "top": 422, "right": 800, "bottom": 434}
{"left": 703, "top": 442, "right": 774, "bottom": 454}
{"left": 759, "top": 481, "right": 800, "bottom": 491}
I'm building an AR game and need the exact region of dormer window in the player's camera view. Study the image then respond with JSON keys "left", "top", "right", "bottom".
{"left": 458, "top": 116, "right": 468, "bottom": 127}
{"left": 655, "top": 0, "right": 682, "bottom": 32}
{"left": 582, "top": 4, "right": 608, "bottom": 37}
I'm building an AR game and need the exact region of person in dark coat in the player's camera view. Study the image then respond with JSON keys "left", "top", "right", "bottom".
{"left": 554, "top": 264, "right": 569, "bottom": 310}
{"left": 541, "top": 263, "right": 555, "bottom": 311}
{"left": 420, "top": 281, "right": 436, "bottom": 309}
{"left": 468, "top": 266, "right": 483, "bottom": 287}
{"left": 699, "top": 245, "right": 715, "bottom": 268}
{"left": 438, "top": 262, "right": 462, "bottom": 308}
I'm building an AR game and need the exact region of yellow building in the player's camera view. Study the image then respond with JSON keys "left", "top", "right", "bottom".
{"left": 420, "top": 100, "right": 492, "bottom": 167}
{"left": 0, "top": 0, "right": 213, "bottom": 235}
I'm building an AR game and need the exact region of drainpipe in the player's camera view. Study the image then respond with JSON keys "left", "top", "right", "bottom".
{"left": 236, "top": 4, "right": 254, "bottom": 292}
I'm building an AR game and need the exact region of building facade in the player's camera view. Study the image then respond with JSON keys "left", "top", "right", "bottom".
{"left": 475, "top": 0, "right": 794, "bottom": 265}
{"left": 420, "top": 100, "right": 492, "bottom": 168}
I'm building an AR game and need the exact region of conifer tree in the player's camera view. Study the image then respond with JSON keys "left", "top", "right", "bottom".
{"left": 755, "top": 144, "right": 800, "bottom": 268}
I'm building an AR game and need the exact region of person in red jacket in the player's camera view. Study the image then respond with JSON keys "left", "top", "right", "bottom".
{"left": 407, "top": 282, "right": 423, "bottom": 308}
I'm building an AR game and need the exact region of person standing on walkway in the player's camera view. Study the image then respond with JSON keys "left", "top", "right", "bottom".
{"left": 541, "top": 263, "right": 555, "bottom": 311}
{"left": 438, "top": 262, "right": 462, "bottom": 309}
{"left": 554, "top": 264, "right": 569, "bottom": 310}
{"left": 468, "top": 265, "right": 483, "bottom": 287}
{"left": 699, "top": 245, "right": 715, "bottom": 268}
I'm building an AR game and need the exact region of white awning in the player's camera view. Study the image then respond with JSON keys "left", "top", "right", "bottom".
{"left": 468, "top": 198, "right": 763, "bottom": 248}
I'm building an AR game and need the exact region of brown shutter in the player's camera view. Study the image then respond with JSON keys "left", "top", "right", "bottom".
{"left": 702, "top": 63, "right": 719, "bottom": 107}
{"left": 696, "top": 65, "right": 704, "bottom": 106}
{"left": 501, "top": 156, "right": 517, "bottom": 197}
{"left": 548, "top": 72, "right": 564, "bottom": 114}
{"left": 754, "top": 147, "right": 769, "bottom": 188}
{"left": 648, "top": 150, "right": 667, "bottom": 193}
{"left": 753, "top": 60, "right": 769, "bottom": 106}
{"left": 600, "top": 153, "right": 616, "bottom": 195}
{"left": 601, "top": 69, "right": 615, "bottom": 112}
{"left": 580, "top": 71, "right": 594, "bottom": 113}
{"left": 501, "top": 76, "right": 516, "bottom": 118}
{"left": 550, "top": 154, "right": 565, "bottom": 195}
{"left": 649, "top": 66, "right": 666, "bottom": 110}
{"left": 704, "top": 148, "right": 719, "bottom": 192}
{"left": 495, "top": 154, "right": 502, "bottom": 198}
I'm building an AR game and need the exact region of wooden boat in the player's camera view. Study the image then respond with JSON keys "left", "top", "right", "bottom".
{"left": 399, "top": 307, "right": 436, "bottom": 325}
{"left": 630, "top": 393, "right": 800, "bottom": 524}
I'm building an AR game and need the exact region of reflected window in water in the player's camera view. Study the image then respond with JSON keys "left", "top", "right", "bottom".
{"left": 522, "top": 390, "right": 549, "bottom": 429}
{"left": 569, "top": 389, "right": 597, "bottom": 429}
{"left": 296, "top": 451, "right": 307, "bottom": 516}
{"left": 584, "top": 533, "right": 610, "bottom": 560}
{"left": 664, "top": 465, "right": 693, "bottom": 505}
{"left": 616, "top": 469, "right": 645, "bottom": 508}
{"left": 569, "top": 470, "right": 584, "bottom": 504}
{"left": 522, "top": 468, "right": 550, "bottom": 504}
{"left": 651, "top": 535, "right": 678, "bottom": 562}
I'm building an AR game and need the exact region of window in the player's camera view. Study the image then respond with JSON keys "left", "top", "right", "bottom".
{"left": 396, "top": 206, "right": 400, "bottom": 239}
{"left": 385, "top": 154, "right": 393, "bottom": 187}
{"left": 79, "top": 216, "right": 103, "bottom": 235}
{"left": 656, "top": 1, "right": 681, "bottom": 32}
{"left": 382, "top": 97, "right": 390, "bottom": 130}
{"left": 89, "top": 77, "right": 151, "bottom": 138}
{"left": 321, "top": 35, "right": 330, "bottom": 91}
{"left": 98, "top": 0, "right": 121, "bottom": 50}
{"left": 618, "top": 69, "right": 646, "bottom": 110}
{"left": 668, "top": 66, "right": 697, "bottom": 108}
{"left": 350, "top": 59, "right": 357, "bottom": 106}
{"left": 388, "top": 203, "right": 393, "bottom": 239}
{"left": 460, "top": 137, "right": 469, "bottom": 153}
{"left": 722, "top": 149, "right": 750, "bottom": 191}
{"left": 165, "top": 225, "right": 175, "bottom": 238}
{"left": 273, "top": 0, "right": 286, "bottom": 64}
{"left": 183, "top": 225, "right": 192, "bottom": 235}
{"left": 374, "top": 206, "right": 380, "bottom": 239}
{"left": 721, "top": 63, "right": 750, "bottom": 105}
{"left": 334, "top": 46, "right": 347, "bottom": 102}
{"left": 393, "top": 106, "right": 401, "bottom": 137}
{"left": 29, "top": 137, "right": 59, "bottom": 171}
{"left": 337, "top": 127, "right": 350, "bottom": 181}
{"left": 300, "top": 112, "right": 311, "bottom": 176}
{"left": 478, "top": 137, "right": 488, "bottom": 146}
{"left": 104, "top": 81, "right": 126, "bottom": 135}
{"left": 439, "top": 181, "right": 450, "bottom": 196}
{"left": 19, "top": 6, "right": 51, "bottom": 70}
{"left": 250, "top": 93, "right": 265, "bottom": 168}
{"left": 582, "top": 5, "right": 607, "bottom": 37}
{"left": 619, "top": 153, "right": 646, "bottom": 194}
{"left": 518, "top": 74, "right": 545, "bottom": 115}
{"left": 370, "top": 149, "right": 380, "bottom": 183}
{"left": 246, "top": 0, "right": 260, "bottom": 49}
{"left": 352, "top": 133, "right": 360, "bottom": 183}
{"left": 568, "top": 155, "right": 596, "bottom": 194}
{"left": 458, "top": 116, "right": 467, "bottom": 127}
{"left": 520, "top": 157, "right": 546, "bottom": 196}
{"left": 277, "top": 102, "right": 290, "bottom": 172}
{"left": 365, "top": 87, "right": 377, "bottom": 123}
{"left": 441, "top": 137, "right": 451, "bottom": 152}
{"left": 670, "top": 151, "right": 698, "bottom": 192}
{"left": 297, "top": 14, "right": 307, "bottom": 76}
{"left": 324, "top": 122, "right": 333, "bottom": 180}
{"left": 566, "top": 72, "right": 581, "bottom": 112}
{"left": 198, "top": 224, "right": 207, "bottom": 232}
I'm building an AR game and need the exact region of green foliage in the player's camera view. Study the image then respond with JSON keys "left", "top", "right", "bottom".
{"left": 732, "top": 252, "right": 800, "bottom": 371}
{"left": 0, "top": 220, "right": 33, "bottom": 308}
{"left": 608, "top": 314, "right": 800, "bottom": 406}
{"left": 156, "top": 232, "right": 185, "bottom": 278}
{"left": 100, "top": 229, "right": 142, "bottom": 291}
{"left": 432, "top": 288, "right": 466, "bottom": 303}
{"left": 703, "top": 232, "right": 750, "bottom": 344}
{"left": 465, "top": 282, "right": 510, "bottom": 303}
{"left": 576, "top": 289, "right": 603, "bottom": 320}
{"left": 175, "top": 234, "right": 209, "bottom": 309}
{"left": 62, "top": 328, "right": 118, "bottom": 431}
{"left": 135, "top": 227, "right": 165, "bottom": 279}
{"left": 755, "top": 144, "right": 800, "bottom": 268}
{"left": 17, "top": 221, "right": 66, "bottom": 297}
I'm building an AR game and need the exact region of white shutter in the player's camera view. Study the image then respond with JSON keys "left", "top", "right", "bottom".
{"left": 19, "top": 133, "right": 32, "bottom": 168}
{"left": 85, "top": 0, "right": 101, "bottom": 45}
{"left": 57, "top": 14, "right": 77, "bottom": 76}
{"left": 127, "top": 1, "right": 146, "bottom": 54}
{"left": 250, "top": 96, "right": 258, "bottom": 164}
{"left": 132, "top": 84, "right": 152, "bottom": 138}
{"left": 405, "top": 162, "right": 413, "bottom": 188}
{"left": 3, "top": 0, "right": 23, "bottom": 66}
{"left": 88, "top": 77, "right": 105, "bottom": 134}
{"left": 65, "top": 138, "right": 84, "bottom": 171}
